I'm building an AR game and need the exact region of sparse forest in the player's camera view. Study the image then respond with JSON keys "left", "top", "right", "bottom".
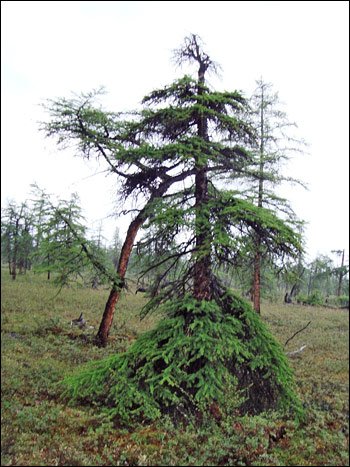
{"left": 1, "top": 195, "right": 348, "bottom": 308}
{"left": 1, "top": 34, "right": 349, "bottom": 466}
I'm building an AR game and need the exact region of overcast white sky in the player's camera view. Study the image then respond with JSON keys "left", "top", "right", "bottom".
{"left": 1, "top": 1, "right": 349, "bottom": 263}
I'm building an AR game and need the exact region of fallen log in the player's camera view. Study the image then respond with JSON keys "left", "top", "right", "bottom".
{"left": 286, "top": 345, "right": 307, "bottom": 357}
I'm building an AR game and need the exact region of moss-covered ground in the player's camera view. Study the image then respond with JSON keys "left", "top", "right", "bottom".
{"left": 1, "top": 270, "right": 348, "bottom": 466}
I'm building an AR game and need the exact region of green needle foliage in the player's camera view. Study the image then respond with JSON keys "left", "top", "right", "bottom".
{"left": 31, "top": 190, "right": 89, "bottom": 287}
{"left": 62, "top": 289, "right": 303, "bottom": 424}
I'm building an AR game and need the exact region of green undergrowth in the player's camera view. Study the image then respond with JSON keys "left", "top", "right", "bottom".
{"left": 1, "top": 270, "right": 349, "bottom": 466}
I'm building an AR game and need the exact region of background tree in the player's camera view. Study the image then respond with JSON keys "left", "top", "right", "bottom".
{"left": 85, "top": 223, "right": 110, "bottom": 289}
{"left": 1, "top": 201, "right": 34, "bottom": 279}
{"left": 108, "top": 227, "right": 123, "bottom": 271}
{"left": 306, "top": 255, "right": 334, "bottom": 298}
{"left": 332, "top": 249, "right": 347, "bottom": 296}
{"left": 247, "top": 79, "right": 306, "bottom": 313}
{"left": 31, "top": 190, "right": 90, "bottom": 287}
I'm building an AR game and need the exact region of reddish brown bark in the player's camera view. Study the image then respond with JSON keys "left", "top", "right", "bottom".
{"left": 94, "top": 167, "right": 198, "bottom": 346}
{"left": 95, "top": 214, "right": 145, "bottom": 347}
{"left": 81, "top": 164, "right": 193, "bottom": 346}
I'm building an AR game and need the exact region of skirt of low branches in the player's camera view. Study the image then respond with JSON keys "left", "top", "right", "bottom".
{"left": 61, "top": 288, "right": 303, "bottom": 424}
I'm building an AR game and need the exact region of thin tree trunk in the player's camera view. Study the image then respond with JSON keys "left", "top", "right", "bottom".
{"left": 253, "top": 248, "right": 261, "bottom": 313}
{"left": 7, "top": 239, "right": 12, "bottom": 275}
{"left": 11, "top": 257, "right": 16, "bottom": 280}
{"left": 253, "top": 86, "right": 264, "bottom": 313}
{"left": 53, "top": 169, "right": 192, "bottom": 347}
{"left": 337, "top": 249, "right": 345, "bottom": 296}
{"left": 307, "top": 272, "right": 312, "bottom": 296}
{"left": 95, "top": 213, "right": 144, "bottom": 347}
{"left": 11, "top": 207, "right": 23, "bottom": 281}
{"left": 94, "top": 173, "right": 187, "bottom": 346}
{"left": 308, "top": 265, "right": 317, "bottom": 296}
{"left": 18, "top": 257, "right": 24, "bottom": 275}
{"left": 47, "top": 254, "right": 51, "bottom": 280}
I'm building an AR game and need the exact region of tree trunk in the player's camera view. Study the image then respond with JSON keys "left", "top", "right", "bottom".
{"left": 337, "top": 249, "right": 345, "bottom": 296}
{"left": 7, "top": 240, "right": 12, "bottom": 275}
{"left": 47, "top": 254, "right": 51, "bottom": 280}
{"left": 253, "top": 249, "right": 261, "bottom": 313}
{"left": 193, "top": 59, "right": 212, "bottom": 303}
{"left": 95, "top": 213, "right": 144, "bottom": 347}
{"left": 94, "top": 175, "right": 177, "bottom": 346}
{"left": 307, "top": 265, "right": 316, "bottom": 296}
{"left": 11, "top": 207, "right": 23, "bottom": 281}
{"left": 18, "top": 257, "right": 24, "bottom": 275}
{"left": 95, "top": 284, "right": 120, "bottom": 346}
{"left": 253, "top": 86, "right": 264, "bottom": 313}
{"left": 11, "top": 257, "right": 16, "bottom": 280}
{"left": 193, "top": 165, "right": 212, "bottom": 302}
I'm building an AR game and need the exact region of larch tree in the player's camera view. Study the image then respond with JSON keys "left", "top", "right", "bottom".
{"left": 58, "top": 35, "right": 304, "bottom": 422}
{"left": 247, "top": 79, "right": 306, "bottom": 313}
{"left": 332, "top": 249, "right": 347, "bottom": 296}
{"left": 31, "top": 188, "right": 91, "bottom": 286}
{"left": 1, "top": 201, "right": 34, "bottom": 279}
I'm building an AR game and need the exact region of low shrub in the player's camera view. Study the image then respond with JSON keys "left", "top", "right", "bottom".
{"left": 326, "top": 295, "right": 349, "bottom": 308}
{"left": 296, "top": 290, "right": 324, "bottom": 306}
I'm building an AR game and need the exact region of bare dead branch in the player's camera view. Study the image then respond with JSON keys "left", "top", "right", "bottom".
{"left": 284, "top": 320, "right": 312, "bottom": 348}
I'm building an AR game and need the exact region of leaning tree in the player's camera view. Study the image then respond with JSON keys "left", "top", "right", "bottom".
{"left": 45, "top": 34, "right": 304, "bottom": 422}
{"left": 41, "top": 84, "right": 200, "bottom": 346}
